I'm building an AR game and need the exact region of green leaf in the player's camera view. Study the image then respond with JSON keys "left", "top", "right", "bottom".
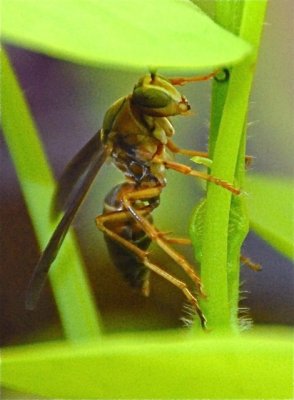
{"left": 1, "top": 331, "right": 293, "bottom": 399}
{"left": 1, "top": 49, "right": 103, "bottom": 340}
{"left": 246, "top": 173, "right": 294, "bottom": 260}
{"left": 1, "top": 0, "right": 251, "bottom": 71}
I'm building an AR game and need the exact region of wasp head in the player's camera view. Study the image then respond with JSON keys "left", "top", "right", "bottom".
{"left": 131, "top": 73, "right": 191, "bottom": 117}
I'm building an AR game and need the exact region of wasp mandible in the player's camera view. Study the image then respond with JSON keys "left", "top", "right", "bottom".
{"left": 26, "top": 71, "right": 239, "bottom": 327}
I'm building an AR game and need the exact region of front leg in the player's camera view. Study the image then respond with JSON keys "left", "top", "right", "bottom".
{"left": 167, "top": 139, "right": 253, "bottom": 167}
{"left": 155, "top": 157, "right": 240, "bottom": 195}
{"left": 167, "top": 139, "right": 209, "bottom": 158}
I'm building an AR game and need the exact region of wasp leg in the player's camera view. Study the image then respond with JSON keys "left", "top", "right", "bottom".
{"left": 240, "top": 255, "right": 262, "bottom": 272}
{"left": 169, "top": 71, "right": 218, "bottom": 86}
{"left": 98, "top": 212, "right": 191, "bottom": 246}
{"left": 153, "top": 232, "right": 261, "bottom": 274}
{"left": 167, "top": 139, "right": 253, "bottom": 167}
{"left": 167, "top": 139, "right": 209, "bottom": 158}
{"left": 96, "top": 206, "right": 152, "bottom": 259}
{"left": 154, "top": 231, "right": 192, "bottom": 245}
{"left": 144, "top": 259, "right": 206, "bottom": 328}
{"left": 156, "top": 158, "right": 240, "bottom": 195}
{"left": 148, "top": 228, "right": 192, "bottom": 246}
{"left": 154, "top": 232, "right": 261, "bottom": 273}
{"left": 96, "top": 210, "right": 206, "bottom": 327}
{"left": 121, "top": 186, "right": 203, "bottom": 292}
{"left": 157, "top": 235, "right": 192, "bottom": 246}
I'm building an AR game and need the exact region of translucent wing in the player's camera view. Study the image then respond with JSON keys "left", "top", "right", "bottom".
{"left": 52, "top": 131, "right": 103, "bottom": 216}
{"left": 26, "top": 132, "right": 112, "bottom": 310}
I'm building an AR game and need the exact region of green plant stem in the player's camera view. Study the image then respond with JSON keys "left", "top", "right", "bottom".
{"left": 198, "top": 0, "right": 268, "bottom": 331}
{"left": 2, "top": 49, "right": 103, "bottom": 340}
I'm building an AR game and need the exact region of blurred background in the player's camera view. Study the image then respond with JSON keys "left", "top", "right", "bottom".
{"left": 1, "top": 0, "right": 293, "bottom": 348}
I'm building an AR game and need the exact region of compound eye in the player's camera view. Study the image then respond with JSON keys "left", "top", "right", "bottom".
{"left": 132, "top": 87, "right": 170, "bottom": 109}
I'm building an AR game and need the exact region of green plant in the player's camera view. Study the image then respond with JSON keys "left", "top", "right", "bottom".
{"left": 1, "top": 0, "right": 293, "bottom": 398}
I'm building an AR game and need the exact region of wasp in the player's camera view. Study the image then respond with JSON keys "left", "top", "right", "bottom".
{"left": 26, "top": 71, "right": 240, "bottom": 327}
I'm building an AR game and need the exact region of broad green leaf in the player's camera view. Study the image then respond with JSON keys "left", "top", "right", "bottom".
{"left": 246, "top": 174, "right": 294, "bottom": 260}
{"left": 1, "top": 0, "right": 251, "bottom": 71}
{"left": 1, "top": 49, "right": 102, "bottom": 340}
{"left": 1, "top": 331, "right": 293, "bottom": 399}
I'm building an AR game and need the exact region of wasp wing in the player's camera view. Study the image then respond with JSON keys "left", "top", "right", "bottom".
{"left": 52, "top": 131, "right": 103, "bottom": 216}
{"left": 26, "top": 134, "right": 111, "bottom": 310}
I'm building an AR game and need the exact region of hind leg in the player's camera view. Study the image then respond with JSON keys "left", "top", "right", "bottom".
{"left": 120, "top": 186, "right": 203, "bottom": 293}
{"left": 96, "top": 209, "right": 206, "bottom": 327}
